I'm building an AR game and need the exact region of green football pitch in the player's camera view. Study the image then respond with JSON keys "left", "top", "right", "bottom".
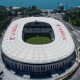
{"left": 26, "top": 35, "right": 52, "bottom": 44}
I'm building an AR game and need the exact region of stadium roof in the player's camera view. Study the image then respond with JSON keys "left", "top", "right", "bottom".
{"left": 2, "top": 17, "right": 75, "bottom": 64}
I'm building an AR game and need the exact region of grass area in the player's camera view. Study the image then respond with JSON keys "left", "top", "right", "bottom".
{"left": 26, "top": 35, "right": 52, "bottom": 44}
{"left": 23, "top": 33, "right": 52, "bottom": 44}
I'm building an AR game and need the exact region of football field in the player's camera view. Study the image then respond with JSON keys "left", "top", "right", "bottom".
{"left": 24, "top": 33, "right": 52, "bottom": 44}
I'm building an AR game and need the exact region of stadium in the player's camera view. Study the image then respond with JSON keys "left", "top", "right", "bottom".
{"left": 1, "top": 17, "right": 76, "bottom": 78}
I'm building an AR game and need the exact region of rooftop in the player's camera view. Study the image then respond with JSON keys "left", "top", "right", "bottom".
{"left": 2, "top": 17, "right": 75, "bottom": 64}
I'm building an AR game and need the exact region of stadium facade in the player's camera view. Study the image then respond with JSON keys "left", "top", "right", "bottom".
{"left": 1, "top": 17, "right": 76, "bottom": 76}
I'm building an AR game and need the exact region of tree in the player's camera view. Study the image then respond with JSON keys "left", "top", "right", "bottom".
{"left": 31, "top": 5, "right": 37, "bottom": 11}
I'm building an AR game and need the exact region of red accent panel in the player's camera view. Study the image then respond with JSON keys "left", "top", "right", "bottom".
{"left": 59, "top": 27, "right": 66, "bottom": 40}
{"left": 10, "top": 24, "right": 17, "bottom": 41}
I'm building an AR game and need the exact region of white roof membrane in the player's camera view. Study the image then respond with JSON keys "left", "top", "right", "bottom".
{"left": 2, "top": 17, "right": 75, "bottom": 64}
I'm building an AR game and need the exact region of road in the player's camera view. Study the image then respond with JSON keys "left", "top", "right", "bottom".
{"left": 63, "top": 22, "right": 80, "bottom": 80}
{"left": 49, "top": 13, "right": 80, "bottom": 80}
{"left": 59, "top": 15, "right": 80, "bottom": 80}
